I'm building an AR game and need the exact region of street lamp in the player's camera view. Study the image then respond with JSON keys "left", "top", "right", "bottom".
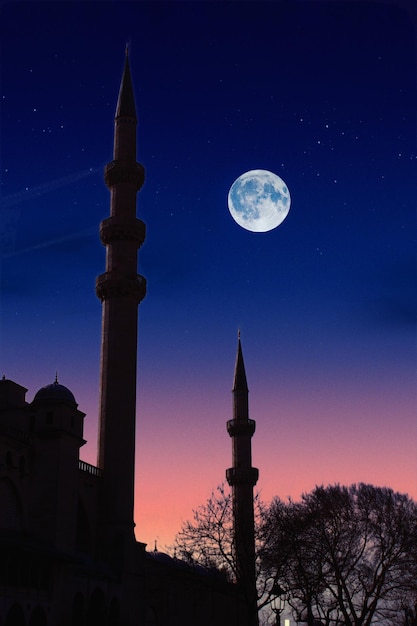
{"left": 271, "top": 582, "right": 285, "bottom": 626}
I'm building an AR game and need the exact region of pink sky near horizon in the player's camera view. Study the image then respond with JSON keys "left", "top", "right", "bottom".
{"left": 9, "top": 308, "right": 415, "bottom": 552}
{"left": 68, "top": 350, "right": 416, "bottom": 551}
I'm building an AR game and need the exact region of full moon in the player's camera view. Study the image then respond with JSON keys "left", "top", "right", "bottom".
{"left": 228, "top": 169, "right": 291, "bottom": 232}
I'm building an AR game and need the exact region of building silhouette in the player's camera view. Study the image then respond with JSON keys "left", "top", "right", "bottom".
{"left": 0, "top": 52, "right": 257, "bottom": 626}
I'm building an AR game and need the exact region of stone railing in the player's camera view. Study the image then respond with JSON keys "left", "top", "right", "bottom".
{"left": 79, "top": 460, "right": 103, "bottom": 478}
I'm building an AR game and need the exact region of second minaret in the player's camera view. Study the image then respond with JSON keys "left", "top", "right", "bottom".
{"left": 226, "top": 335, "right": 259, "bottom": 626}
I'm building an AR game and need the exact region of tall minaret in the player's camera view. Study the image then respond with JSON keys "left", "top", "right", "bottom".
{"left": 226, "top": 334, "right": 259, "bottom": 626}
{"left": 96, "top": 48, "right": 146, "bottom": 564}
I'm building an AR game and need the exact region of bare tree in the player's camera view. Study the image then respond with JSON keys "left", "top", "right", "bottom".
{"left": 261, "top": 484, "right": 417, "bottom": 626}
{"left": 174, "top": 484, "right": 276, "bottom": 614}
{"left": 174, "top": 484, "right": 235, "bottom": 579}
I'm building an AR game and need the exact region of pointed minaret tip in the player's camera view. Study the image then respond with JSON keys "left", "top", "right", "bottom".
{"left": 233, "top": 334, "right": 248, "bottom": 392}
{"left": 115, "top": 47, "right": 136, "bottom": 120}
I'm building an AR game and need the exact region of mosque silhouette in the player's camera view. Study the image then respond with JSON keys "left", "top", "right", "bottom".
{"left": 0, "top": 52, "right": 258, "bottom": 626}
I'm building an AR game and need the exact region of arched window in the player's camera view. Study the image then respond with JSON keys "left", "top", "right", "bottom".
{"left": 0, "top": 478, "right": 23, "bottom": 529}
{"left": 29, "top": 606, "right": 48, "bottom": 626}
{"left": 5, "top": 603, "right": 25, "bottom": 626}
{"left": 145, "top": 607, "right": 157, "bottom": 626}
{"left": 75, "top": 498, "right": 91, "bottom": 554}
{"left": 19, "top": 456, "right": 26, "bottom": 476}
{"left": 108, "top": 597, "right": 120, "bottom": 626}
{"left": 110, "top": 533, "right": 124, "bottom": 570}
{"left": 6, "top": 451, "right": 13, "bottom": 469}
{"left": 72, "top": 592, "right": 85, "bottom": 626}
{"left": 86, "top": 588, "right": 106, "bottom": 626}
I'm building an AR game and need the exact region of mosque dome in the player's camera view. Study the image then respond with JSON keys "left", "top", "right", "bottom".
{"left": 148, "top": 550, "right": 174, "bottom": 565}
{"left": 32, "top": 378, "right": 77, "bottom": 407}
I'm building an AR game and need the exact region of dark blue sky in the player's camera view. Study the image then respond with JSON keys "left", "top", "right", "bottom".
{"left": 1, "top": 0, "right": 416, "bottom": 548}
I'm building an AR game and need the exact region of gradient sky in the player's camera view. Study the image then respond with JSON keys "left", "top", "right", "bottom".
{"left": 1, "top": 0, "right": 416, "bottom": 551}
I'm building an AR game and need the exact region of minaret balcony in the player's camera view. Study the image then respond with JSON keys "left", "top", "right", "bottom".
{"left": 96, "top": 272, "right": 146, "bottom": 303}
{"left": 99, "top": 216, "right": 146, "bottom": 247}
{"left": 227, "top": 418, "right": 256, "bottom": 438}
{"left": 104, "top": 159, "right": 145, "bottom": 190}
{"left": 226, "top": 466, "right": 259, "bottom": 487}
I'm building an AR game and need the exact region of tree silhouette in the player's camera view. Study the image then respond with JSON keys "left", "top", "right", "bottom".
{"left": 261, "top": 483, "right": 417, "bottom": 626}
{"left": 174, "top": 484, "right": 276, "bottom": 615}
{"left": 174, "top": 483, "right": 417, "bottom": 625}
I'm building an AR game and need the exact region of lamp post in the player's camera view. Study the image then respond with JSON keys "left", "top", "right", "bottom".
{"left": 271, "top": 583, "right": 285, "bottom": 626}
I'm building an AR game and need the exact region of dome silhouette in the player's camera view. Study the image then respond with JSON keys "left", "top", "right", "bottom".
{"left": 32, "top": 379, "right": 77, "bottom": 407}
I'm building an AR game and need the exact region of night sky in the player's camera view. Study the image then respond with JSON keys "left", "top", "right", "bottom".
{"left": 1, "top": 0, "right": 416, "bottom": 550}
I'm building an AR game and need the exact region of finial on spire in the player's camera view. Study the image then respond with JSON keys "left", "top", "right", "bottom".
{"left": 238, "top": 329, "right": 241, "bottom": 340}
{"left": 125, "top": 43, "right": 129, "bottom": 57}
{"left": 55, "top": 371, "right": 59, "bottom": 384}
{"left": 154, "top": 540, "right": 158, "bottom": 552}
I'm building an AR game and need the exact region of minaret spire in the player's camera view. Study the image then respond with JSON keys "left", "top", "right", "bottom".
{"left": 226, "top": 335, "right": 259, "bottom": 626}
{"left": 233, "top": 333, "right": 248, "bottom": 396}
{"left": 115, "top": 50, "right": 137, "bottom": 124}
{"left": 96, "top": 50, "right": 146, "bottom": 568}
